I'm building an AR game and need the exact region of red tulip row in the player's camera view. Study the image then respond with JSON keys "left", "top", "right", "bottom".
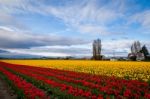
{"left": 1, "top": 63, "right": 102, "bottom": 99}
{"left": 0, "top": 62, "right": 104, "bottom": 84}
{"left": 0, "top": 62, "right": 150, "bottom": 99}
{"left": 0, "top": 66, "right": 49, "bottom": 99}
{"left": 0, "top": 62, "right": 115, "bottom": 91}
{"left": 9, "top": 64, "right": 102, "bottom": 89}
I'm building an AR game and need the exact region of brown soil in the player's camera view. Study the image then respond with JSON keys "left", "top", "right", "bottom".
{"left": 0, "top": 77, "right": 17, "bottom": 99}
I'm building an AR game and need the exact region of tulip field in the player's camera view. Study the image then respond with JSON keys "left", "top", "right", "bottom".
{"left": 0, "top": 60, "right": 150, "bottom": 99}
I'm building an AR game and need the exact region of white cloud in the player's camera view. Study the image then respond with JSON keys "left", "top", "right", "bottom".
{"left": 0, "top": 0, "right": 149, "bottom": 35}
{"left": 0, "top": 26, "right": 14, "bottom": 31}
{"left": 102, "top": 40, "right": 132, "bottom": 50}
{"left": 6, "top": 49, "right": 69, "bottom": 57}
{"left": 101, "top": 40, "right": 133, "bottom": 56}
{"left": 0, "top": 26, "right": 88, "bottom": 48}
{"left": 130, "top": 10, "right": 150, "bottom": 28}
{"left": 73, "top": 24, "right": 110, "bottom": 35}
{"left": 1, "top": 0, "right": 149, "bottom": 36}
{"left": 127, "top": 10, "right": 150, "bottom": 34}
{"left": 3, "top": 44, "right": 92, "bottom": 57}
{"left": 0, "top": 0, "right": 124, "bottom": 35}
{"left": 41, "top": 0, "right": 123, "bottom": 34}
{"left": 0, "top": 0, "right": 24, "bottom": 6}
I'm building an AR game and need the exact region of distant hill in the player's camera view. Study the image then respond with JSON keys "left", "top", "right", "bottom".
{"left": 0, "top": 49, "right": 42, "bottom": 59}
{"left": 0, "top": 49, "right": 9, "bottom": 53}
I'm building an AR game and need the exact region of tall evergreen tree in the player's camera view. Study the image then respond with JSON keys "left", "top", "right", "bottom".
{"left": 141, "top": 45, "right": 149, "bottom": 59}
{"left": 141, "top": 45, "right": 150, "bottom": 60}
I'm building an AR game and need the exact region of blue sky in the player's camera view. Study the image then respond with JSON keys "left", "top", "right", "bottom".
{"left": 0, "top": 0, "right": 150, "bottom": 57}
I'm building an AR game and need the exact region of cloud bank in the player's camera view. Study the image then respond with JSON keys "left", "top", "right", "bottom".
{"left": 0, "top": 0, "right": 150, "bottom": 57}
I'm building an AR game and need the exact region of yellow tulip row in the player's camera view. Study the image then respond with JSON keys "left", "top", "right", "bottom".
{"left": 1, "top": 60, "right": 150, "bottom": 82}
